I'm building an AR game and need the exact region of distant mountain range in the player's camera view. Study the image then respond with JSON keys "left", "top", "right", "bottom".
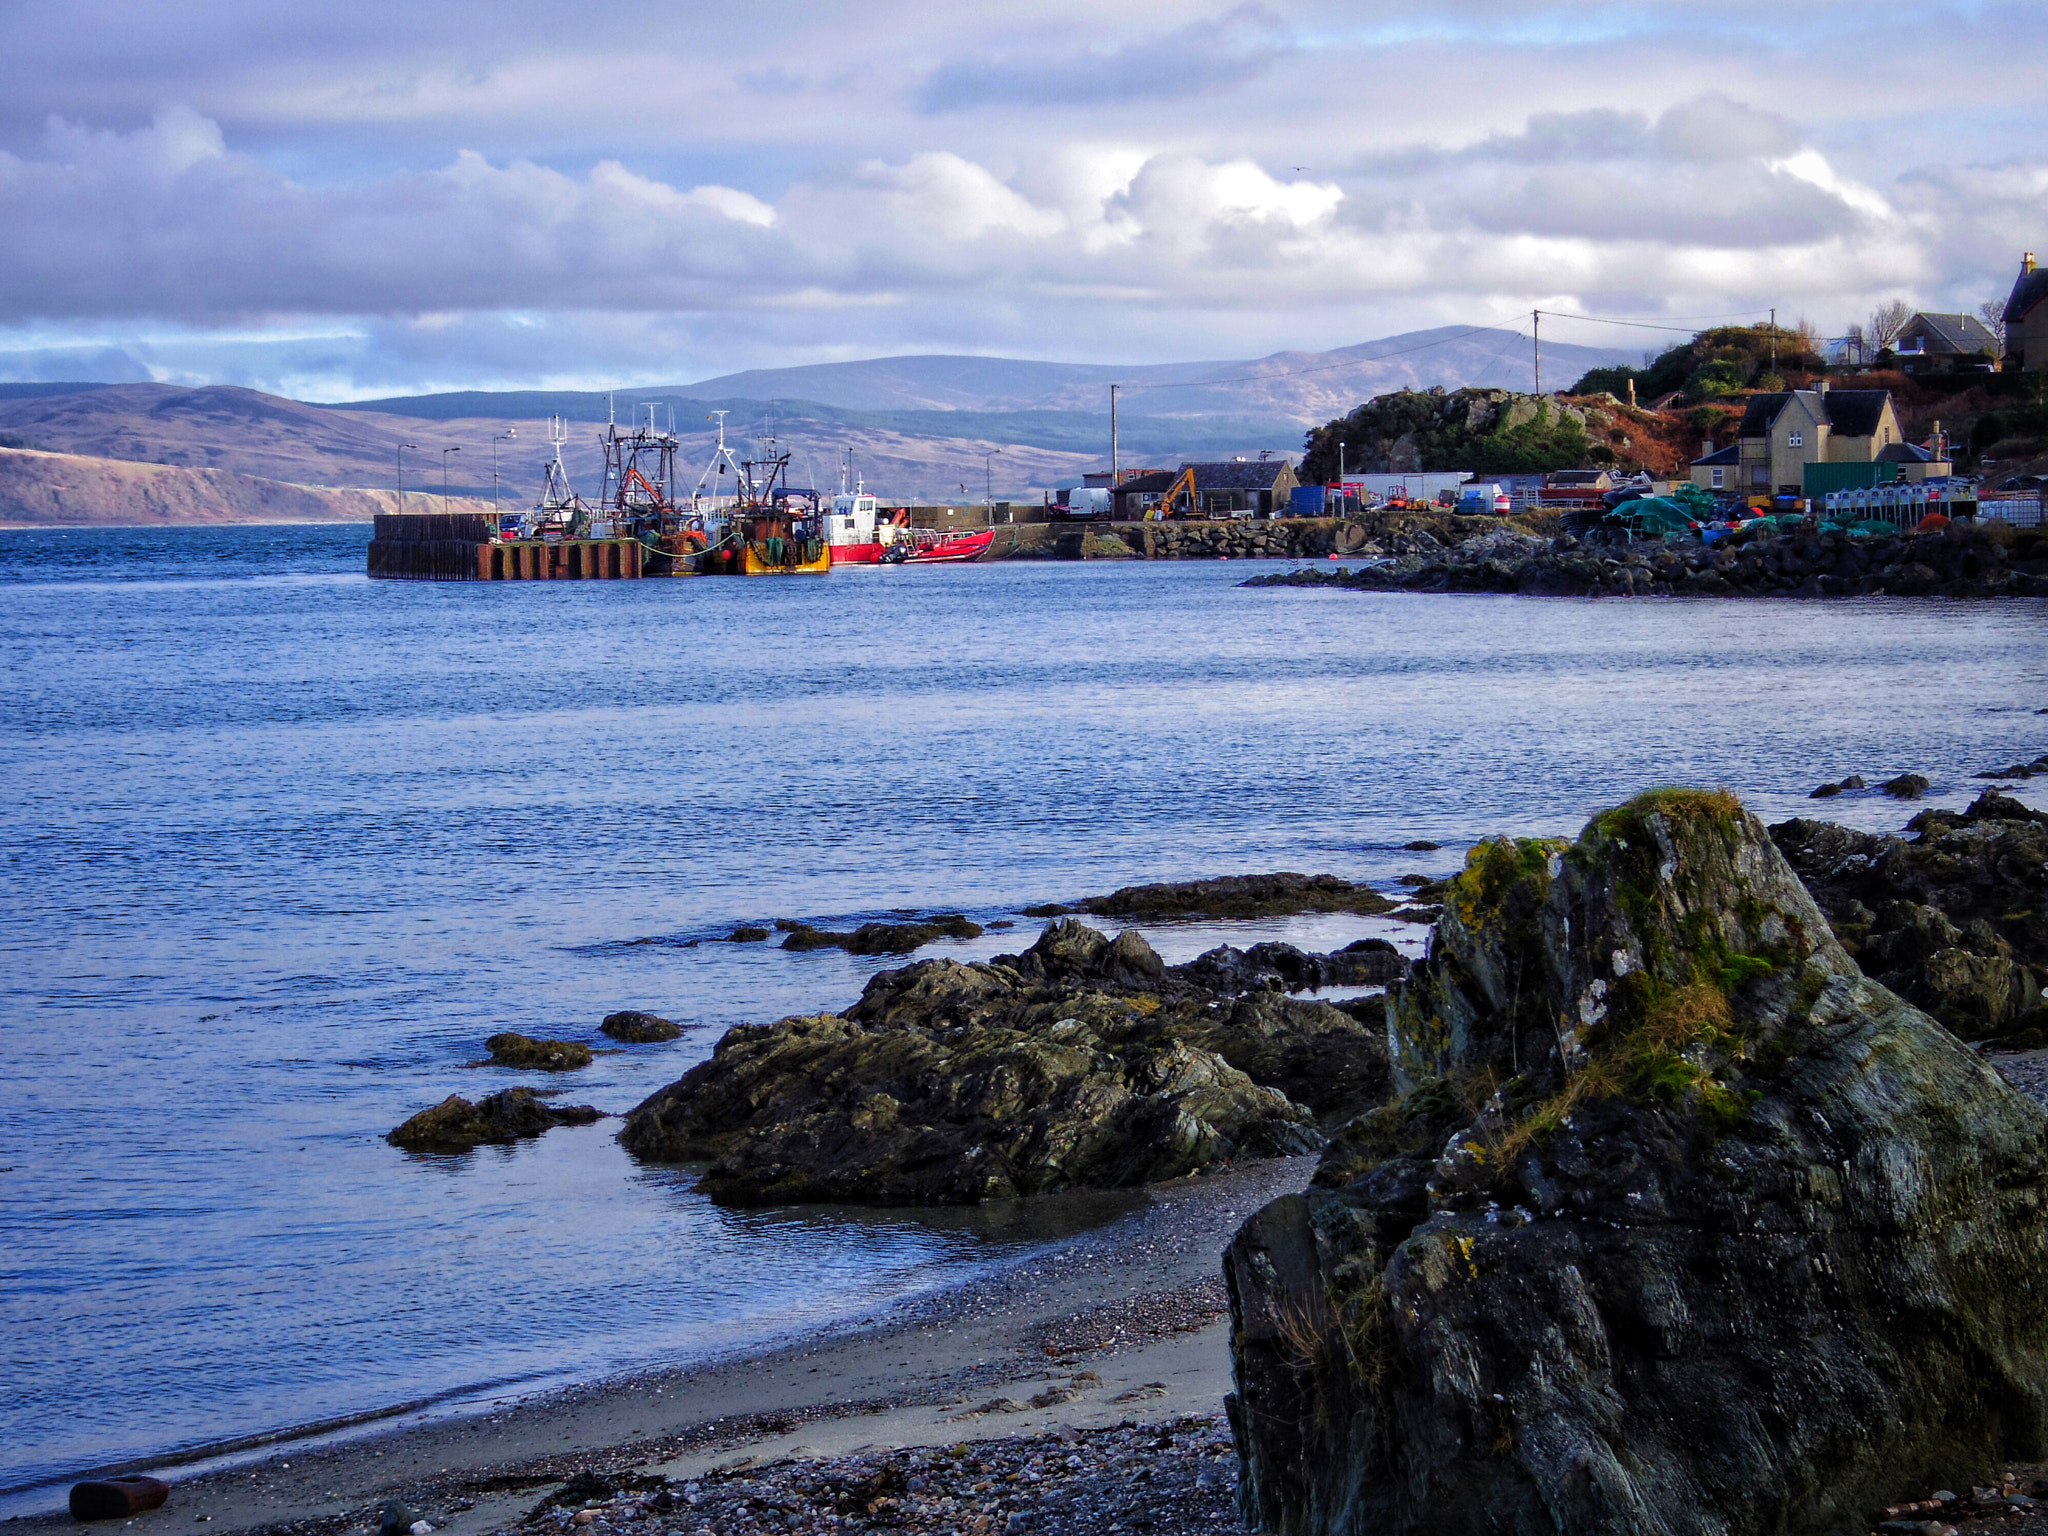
{"left": 0, "top": 328, "right": 1635, "bottom": 514}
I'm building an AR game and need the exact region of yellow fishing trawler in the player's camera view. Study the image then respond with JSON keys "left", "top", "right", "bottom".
{"left": 695, "top": 445, "right": 830, "bottom": 575}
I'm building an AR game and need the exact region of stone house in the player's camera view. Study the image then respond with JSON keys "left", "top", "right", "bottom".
{"left": 1690, "top": 385, "right": 1902, "bottom": 497}
{"left": 2006, "top": 252, "right": 2048, "bottom": 371}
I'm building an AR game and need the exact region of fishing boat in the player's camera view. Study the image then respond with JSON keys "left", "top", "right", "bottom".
{"left": 696, "top": 452, "right": 830, "bottom": 575}
{"left": 824, "top": 480, "right": 887, "bottom": 564}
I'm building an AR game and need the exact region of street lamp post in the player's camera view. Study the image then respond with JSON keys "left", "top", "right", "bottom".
{"left": 442, "top": 446, "right": 461, "bottom": 514}
{"left": 984, "top": 448, "right": 1001, "bottom": 527}
{"left": 398, "top": 442, "right": 418, "bottom": 506}
{"left": 492, "top": 429, "right": 516, "bottom": 513}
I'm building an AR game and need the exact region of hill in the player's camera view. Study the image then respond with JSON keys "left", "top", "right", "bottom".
{"left": 0, "top": 446, "right": 490, "bottom": 527}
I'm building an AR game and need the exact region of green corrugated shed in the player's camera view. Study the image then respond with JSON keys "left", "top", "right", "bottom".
{"left": 1803, "top": 460, "right": 1900, "bottom": 498}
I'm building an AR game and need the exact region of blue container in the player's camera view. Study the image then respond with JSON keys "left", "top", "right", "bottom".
{"left": 1290, "top": 484, "right": 1326, "bottom": 516}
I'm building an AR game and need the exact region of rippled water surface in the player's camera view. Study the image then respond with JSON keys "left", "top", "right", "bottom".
{"left": 3, "top": 523, "right": 2044, "bottom": 1498}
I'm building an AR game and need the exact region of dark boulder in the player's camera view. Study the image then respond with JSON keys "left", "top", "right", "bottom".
{"left": 1883, "top": 771, "right": 1931, "bottom": 800}
{"left": 484, "top": 1032, "right": 593, "bottom": 1070}
{"left": 1772, "top": 789, "right": 2048, "bottom": 1041}
{"left": 617, "top": 919, "right": 1397, "bottom": 1203}
{"left": 1071, "top": 873, "right": 1395, "bottom": 920}
{"left": 779, "top": 914, "right": 985, "bottom": 955}
{"left": 1174, "top": 938, "right": 1407, "bottom": 995}
{"left": 1226, "top": 790, "right": 2048, "bottom": 1536}
{"left": 600, "top": 1010, "right": 684, "bottom": 1043}
{"left": 388, "top": 1088, "right": 601, "bottom": 1150}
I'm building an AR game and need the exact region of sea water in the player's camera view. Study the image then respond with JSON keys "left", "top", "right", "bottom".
{"left": 2, "top": 523, "right": 2043, "bottom": 1499}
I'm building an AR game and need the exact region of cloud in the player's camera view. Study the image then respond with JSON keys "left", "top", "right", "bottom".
{"left": 914, "top": 6, "right": 1288, "bottom": 113}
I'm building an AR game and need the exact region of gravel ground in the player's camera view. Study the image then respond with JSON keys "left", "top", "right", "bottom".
{"left": 508, "top": 1417, "right": 1238, "bottom": 1536}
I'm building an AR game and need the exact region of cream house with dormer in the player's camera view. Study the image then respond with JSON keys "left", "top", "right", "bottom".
{"left": 1691, "top": 385, "right": 1902, "bottom": 496}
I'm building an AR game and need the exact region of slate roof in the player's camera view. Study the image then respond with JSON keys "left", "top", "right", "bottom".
{"left": 1187, "top": 460, "right": 1291, "bottom": 491}
{"left": 1738, "top": 389, "right": 1891, "bottom": 439}
{"left": 1901, "top": 312, "right": 1999, "bottom": 355}
{"left": 1693, "top": 443, "right": 1740, "bottom": 467}
{"left": 1877, "top": 441, "right": 1939, "bottom": 463}
{"left": 2007, "top": 265, "right": 2048, "bottom": 326}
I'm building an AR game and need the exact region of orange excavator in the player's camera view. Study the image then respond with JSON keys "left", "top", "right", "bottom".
{"left": 1145, "top": 466, "right": 1200, "bottom": 520}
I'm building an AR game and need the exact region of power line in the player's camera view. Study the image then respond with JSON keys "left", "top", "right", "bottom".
{"left": 1533, "top": 307, "right": 1774, "bottom": 335}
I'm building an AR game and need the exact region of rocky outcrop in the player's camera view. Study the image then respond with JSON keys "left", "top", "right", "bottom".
{"left": 1226, "top": 790, "right": 2048, "bottom": 1536}
{"left": 1174, "top": 939, "right": 1407, "bottom": 996}
{"left": 484, "top": 1033, "right": 594, "bottom": 1070}
{"left": 1247, "top": 520, "right": 2048, "bottom": 599}
{"left": 778, "top": 914, "right": 984, "bottom": 954}
{"left": 388, "top": 1088, "right": 601, "bottom": 1150}
{"left": 618, "top": 919, "right": 1396, "bottom": 1204}
{"left": 1032, "top": 873, "right": 1395, "bottom": 921}
{"left": 600, "top": 1011, "right": 684, "bottom": 1043}
{"left": 1772, "top": 789, "right": 2048, "bottom": 1043}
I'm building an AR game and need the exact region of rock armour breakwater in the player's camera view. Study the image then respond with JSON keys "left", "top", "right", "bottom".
{"left": 1247, "top": 519, "right": 2048, "bottom": 598}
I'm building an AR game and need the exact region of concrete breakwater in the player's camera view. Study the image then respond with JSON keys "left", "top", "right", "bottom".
{"left": 1247, "top": 518, "right": 2048, "bottom": 599}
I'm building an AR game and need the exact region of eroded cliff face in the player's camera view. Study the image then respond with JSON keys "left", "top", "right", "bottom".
{"left": 1227, "top": 791, "right": 2048, "bottom": 1536}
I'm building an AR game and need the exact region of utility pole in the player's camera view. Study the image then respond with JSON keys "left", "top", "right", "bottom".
{"left": 398, "top": 442, "right": 417, "bottom": 507}
{"left": 1533, "top": 310, "right": 1542, "bottom": 395}
{"left": 1769, "top": 307, "right": 1777, "bottom": 375}
{"left": 1110, "top": 384, "right": 1120, "bottom": 484}
{"left": 984, "top": 447, "right": 1001, "bottom": 527}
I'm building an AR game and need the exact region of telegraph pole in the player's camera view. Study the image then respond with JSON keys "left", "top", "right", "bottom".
{"left": 1533, "top": 310, "right": 1542, "bottom": 395}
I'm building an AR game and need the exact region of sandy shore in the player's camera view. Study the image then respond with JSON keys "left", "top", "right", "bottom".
{"left": 19, "top": 1157, "right": 1316, "bottom": 1536}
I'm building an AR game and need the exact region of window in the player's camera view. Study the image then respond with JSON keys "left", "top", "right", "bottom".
{"left": 1711, "top": 467, "right": 1725, "bottom": 489}
{"left": 1787, "top": 430, "right": 1804, "bottom": 447}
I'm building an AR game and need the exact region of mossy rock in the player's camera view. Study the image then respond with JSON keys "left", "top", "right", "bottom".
{"left": 388, "top": 1088, "right": 600, "bottom": 1150}
{"left": 1228, "top": 789, "right": 2048, "bottom": 1536}
{"left": 484, "top": 1032, "right": 593, "bottom": 1070}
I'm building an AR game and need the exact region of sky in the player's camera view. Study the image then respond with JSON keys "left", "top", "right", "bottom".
{"left": 0, "top": 0, "right": 2041, "bottom": 399}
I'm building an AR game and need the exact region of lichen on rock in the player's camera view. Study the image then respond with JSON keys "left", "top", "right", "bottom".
{"left": 1226, "top": 789, "right": 2048, "bottom": 1536}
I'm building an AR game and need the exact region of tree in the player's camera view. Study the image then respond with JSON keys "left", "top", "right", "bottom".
{"left": 1868, "top": 300, "right": 1913, "bottom": 351}
{"left": 1980, "top": 300, "right": 2007, "bottom": 360}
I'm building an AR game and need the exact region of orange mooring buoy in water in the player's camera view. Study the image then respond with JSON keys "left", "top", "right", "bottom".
{"left": 70, "top": 1476, "right": 171, "bottom": 1520}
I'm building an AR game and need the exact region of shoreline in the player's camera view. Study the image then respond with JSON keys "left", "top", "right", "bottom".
{"left": 9, "top": 1155, "right": 1317, "bottom": 1536}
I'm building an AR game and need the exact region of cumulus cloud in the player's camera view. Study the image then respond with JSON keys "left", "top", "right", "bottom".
{"left": 0, "top": 66, "right": 2036, "bottom": 392}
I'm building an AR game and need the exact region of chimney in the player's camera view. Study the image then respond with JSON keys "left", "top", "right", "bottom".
{"left": 1627, "top": 378, "right": 1637, "bottom": 408}
{"left": 2027, "top": 252, "right": 2038, "bottom": 275}
{"left": 1818, "top": 378, "right": 1830, "bottom": 395}
{"left": 1702, "top": 438, "right": 1714, "bottom": 459}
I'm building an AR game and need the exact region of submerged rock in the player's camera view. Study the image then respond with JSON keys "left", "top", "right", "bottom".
{"left": 1226, "top": 789, "right": 2048, "bottom": 1536}
{"left": 1772, "top": 788, "right": 2048, "bottom": 1042}
{"left": 618, "top": 918, "right": 1393, "bottom": 1204}
{"left": 600, "top": 1011, "right": 683, "bottom": 1043}
{"left": 388, "top": 1088, "right": 601, "bottom": 1150}
{"left": 484, "top": 1032, "right": 594, "bottom": 1070}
